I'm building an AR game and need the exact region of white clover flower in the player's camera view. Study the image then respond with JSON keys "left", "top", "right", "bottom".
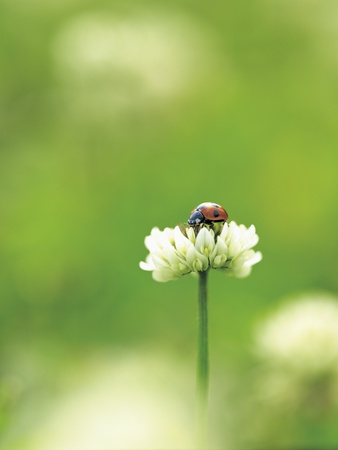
{"left": 140, "top": 221, "right": 262, "bottom": 282}
{"left": 255, "top": 293, "right": 338, "bottom": 376}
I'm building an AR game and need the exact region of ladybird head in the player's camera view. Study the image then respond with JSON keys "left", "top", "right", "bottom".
{"left": 188, "top": 209, "right": 205, "bottom": 226}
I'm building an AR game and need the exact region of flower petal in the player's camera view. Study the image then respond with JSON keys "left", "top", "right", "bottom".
{"left": 195, "top": 227, "right": 215, "bottom": 257}
{"left": 210, "top": 236, "right": 228, "bottom": 268}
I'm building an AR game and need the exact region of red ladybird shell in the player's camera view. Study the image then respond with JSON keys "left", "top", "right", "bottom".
{"left": 192, "top": 202, "right": 228, "bottom": 222}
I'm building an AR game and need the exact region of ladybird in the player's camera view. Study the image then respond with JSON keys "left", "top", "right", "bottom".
{"left": 188, "top": 202, "right": 228, "bottom": 226}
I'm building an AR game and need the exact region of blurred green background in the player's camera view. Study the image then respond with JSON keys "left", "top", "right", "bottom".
{"left": 1, "top": 0, "right": 338, "bottom": 448}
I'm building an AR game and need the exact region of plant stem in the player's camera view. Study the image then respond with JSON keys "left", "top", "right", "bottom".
{"left": 196, "top": 269, "right": 209, "bottom": 448}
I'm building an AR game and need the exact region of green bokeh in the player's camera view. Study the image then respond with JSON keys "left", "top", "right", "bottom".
{"left": 1, "top": 0, "right": 338, "bottom": 448}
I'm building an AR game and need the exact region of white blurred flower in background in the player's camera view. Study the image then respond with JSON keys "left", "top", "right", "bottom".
{"left": 20, "top": 352, "right": 195, "bottom": 450}
{"left": 255, "top": 293, "right": 338, "bottom": 376}
{"left": 254, "top": 292, "right": 338, "bottom": 412}
{"left": 52, "top": 11, "right": 220, "bottom": 112}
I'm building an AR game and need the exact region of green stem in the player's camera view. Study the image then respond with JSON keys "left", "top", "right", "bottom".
{"left": 196, "top": 270, "right": 209, "bottom": 448}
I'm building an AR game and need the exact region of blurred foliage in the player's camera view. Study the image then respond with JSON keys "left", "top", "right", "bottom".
{"left": 1, "top": 0, "right": 338, "bottom": 448}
